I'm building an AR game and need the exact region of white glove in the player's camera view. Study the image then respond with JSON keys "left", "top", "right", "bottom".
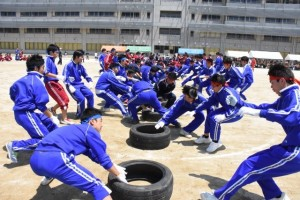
{"left": 236, "top": 88, "right": 241, "bottom": 94}
{"left": 199, "top": 75, "right": 206, "bottom": 79}
{"left": 226, "top": 95, "right": 238, "bottom": 106}
{"left": 214, "top": 114, "right": 226, "bottom": 123}
{"left": 50, "top": 116, "right": 60, "bottom": 126}
{"left": 128, "top": 86, "right": 132, "bottom": 93}
{"left": 69, "top": 85, "right": 76, "bottom": 93}
{"left": 155, "top": 121, "right": 165, "bottom": 129}
{"left": 116, "top": 76, "right": 126, "bottom": 82}
{"left": 87, "top": 81, "right": 94, "bottom": 89}
{"left": 238, "top": 107, "right": 260, "bottom": 116}
{"left": 183, "top": 111, "right": 195, "bottom": 117}
{"left": 56, "top": 75, "right": 66, "bottom": 81}
{"left": 114, "top": 164, "right": 128, "bottom": 184}
{"left": 117, "top": 173, "right": 128, "bottom": 184}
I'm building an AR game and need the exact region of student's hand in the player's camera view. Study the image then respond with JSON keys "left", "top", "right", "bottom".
{"left": 239, "top": 107, "right": 260, "bottom": 116}
{"left": 56, "top": 75, "right": 66, "bottom": 82}
{"left": 69, "top": 85, "right": 76, "bottom": 93}
{"left": 236, "top": 88, "right": 241, "bottom": 94}
{"left": 155, "top": 121, "right": 165, "bottom": 129}
{"left": 114, "top": 164, "right": 128, "bottom": 184}
{"left": 214, "top": 114, "right": 226, "bottom": 123}
{"left": 117, "top": 173, "right": 128, "bottom": 184}
{"left": 50, "top": 116, "right": 60, "bottom": 126}
{"left": 226, "top": 95, "right": 238, "bottom": 106}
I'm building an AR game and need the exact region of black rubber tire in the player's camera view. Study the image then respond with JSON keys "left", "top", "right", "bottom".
{"left": 141, "top": 110, "right": 162, "bottom": 122}
{"left": 129, "top": 123, "right": 171, "bottom": 150}
{"left": 108, "top": 159, "right": 173, "bottom": 200}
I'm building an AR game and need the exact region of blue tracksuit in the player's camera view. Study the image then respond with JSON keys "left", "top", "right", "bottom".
{"left": 240, "top": 64, "right": 254, "bottom": 100}
{"left": 63, "top": 61, "right": 94, "bottom": 118}
{"left": 44, "top": 56, "right": 60, "bottom": 83}
{"left": 215, "top": 56, "right": 223, "bottom": 72}
{"left": 196, "top": 86, "right": 243, "bottom": 142}
{"left": 98, "top": 53, "right": 106, "bottom": 72}
{"left": 181, "top": 63, "right": 203, "bottom": 87}
{"left": 30, "top": 124, "right": 113, "bottom": 200}
{"left": 95, "top": 69, "right": 130, "bottom": 116}
{"left": 198, "top": 66, "right": 216, "bottom": 96}
{"left": 128, "top": 81, "right": 166, "bottom": 121}
{"left": 177, "top": 64, "right": 190, "bottom": 78}
{"left": 140, "top": 64, "right": 151, "bottom": 83}
{"left": 223, "top": 66, "right": 244, "bottom": 89}
{"left": 9, "top": 71, "right": 58, "bottom": 151}
{"left": 214, "top": 84, "right": 300, "bottom": 200}
{"left": 159, "top": 93, "right": 207, "bottom": 133}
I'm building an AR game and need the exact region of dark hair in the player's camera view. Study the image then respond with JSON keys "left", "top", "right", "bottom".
{"left": 101, "top": 48, "right": 106, "bottom": 52}
{"left": 109, "top": 62, "right": 119, "bottom": 69}
{"left": 211, "top": 73, "right": 226, "bottom": 85}
{"left": 268, "top": 64, "right": 294, "bottom": 85}
{"left": 223, "top": 56, "right": 232, "bottom": 64}
{"left": 206, "top": 58, "right": 213, "bottom": 64}
{"left": 241, "top": 56, "right": 249, "bottom": 62}
{"left": 73, "top": 50, "right": 84, "bottom": 60}
{"left": 167, "top": 72, "right": 177, "bottom": 80}
{"left": 150, "top": 66, "right": 159, "bottom": 72}
{"left": 26, "top": 54, "right": 44, "bottom": 72}
{"left": 127, "top": 69, "right": 135, "bottom": 75}
{"left": 46, "top": 44, "right": 59, "bottom": 55}
{"left": 80, "top": 108, "right": 102, "bottom": 123}
{"left": 182, "top": 85, "right": 197, "bottom": 99}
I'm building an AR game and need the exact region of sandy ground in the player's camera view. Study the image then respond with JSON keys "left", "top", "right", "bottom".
{"left": 0, "top": 57, "right": 300, "bottom": 200}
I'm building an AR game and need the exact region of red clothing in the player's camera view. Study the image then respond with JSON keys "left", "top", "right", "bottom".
{"left": 45, "top": 81, "right": 69, "bottom": 110}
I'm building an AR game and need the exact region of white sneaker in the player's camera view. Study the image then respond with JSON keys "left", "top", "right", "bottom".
{"left": 40, "top": 176, "right": 54, "bottom": 186}
{"left": 60, "top": 118, "right": 74, "bottom": 125}
{"left": 194, "top": 136, "right": 212, "bottom": 144}
{"left": 179, "top": 129, "right": 192, "bottom": 138}
{"left": 200, "top": 192, "right": 218, "bottom": 200}
{"left": 6, "top": 142, "right": 18, "bottom": 163}
{"left": 271, "top": 192, "right": 290, "bottom": 200}
{"left": 206, "top": 142, "right": 223, "bottom": 153}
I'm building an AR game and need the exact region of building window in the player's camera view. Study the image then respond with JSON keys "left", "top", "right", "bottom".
{"left": 146, "top": 29, "right": 150, "bottom": 36}
{"left": 283, "top": 0, "right": 300, "bottom": 4}
{"left": 55, "top": 28, "right": 80, "bottom": 34}
{"left": 121, "top": 12, "right": 140, "bottom": 18}
{"left": 202, "top": 15, "right": 221, "bottom": 21}
{"left": 264, "top": 35, "right": 290, "bottom": 42}
{"left": 202, "top": 0, "right": 222, "bottom": 3}
{"left": 159, "top": 28, "right": 181, "bottom": 35}
{"left": 190, "top": 31, "right": 194, "bottom": 37}
{"left": 191, "top": 13, "right": 195, "bottom": 20}
{"left": 265, "top": 18, "right": 296, "bottom": 24}
{"left": 89, "top": 29, "right": 112, "bottom": 34}
{"left": 121, "top": 29, "right": 140, "bottom": 35}
{"left": 25, "top": 28, "right": 49, "bottom": 33}
{"left": 227, "top": 16, "right": 258, "bottom": 22}
{"left": 266, "top": 0, "right": 280, "bottom": 3}
{"left": 0, "top": 42, "right": 19, "bottom": 49}
{"left": 230, "top": 0, "right": 261, "bottom": 3}
{"left": 87, "top": 12, "right": 114, "bottom": 17}
{"left": 160, "top": 11, "right": 181, "bottom": 18}
{"left": 20, "top": 12, "right": 47, "bottom": 17}
{"left": 192, "top": 0, "right": 196, "bottom": 2}
{"left": 226, "top": 33, "right": 255, "bottom": 40}
{"left": 120, "top": 0, "right": 142, "bottom": 1}
{"left": 147, "top": 12, "right": 151, "bottom": 19}
{"left": 54, "top": 12, "right": 80, "bottom": 17}
{"left": 0, "top": 28, "right": 19, "bottom": 33}
{"left": 1, "top": 12, "right": 16, "bottom": 17}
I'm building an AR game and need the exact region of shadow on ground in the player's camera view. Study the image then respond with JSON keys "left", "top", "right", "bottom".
{"left": 190, "top": 173, "right": 264, "bottom": 200}
{"left": 30, "top": 184, "right": 93, "bottom": 200}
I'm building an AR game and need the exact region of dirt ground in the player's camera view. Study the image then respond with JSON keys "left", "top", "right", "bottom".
{"left": 1, "top": 57, "right": 300, "bottom": 200}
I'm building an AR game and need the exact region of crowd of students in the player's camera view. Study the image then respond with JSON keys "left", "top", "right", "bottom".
{"left": 5, "top": 45, "right": 299, "bottom": 200}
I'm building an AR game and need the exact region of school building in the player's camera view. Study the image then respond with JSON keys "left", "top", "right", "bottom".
{"left": 0, "top": 0, "right": 300, "bottom": 55}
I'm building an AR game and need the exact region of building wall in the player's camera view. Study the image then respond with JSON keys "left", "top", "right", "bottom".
{"left": 0, "top": 0, "right": 299, "bottom": 55}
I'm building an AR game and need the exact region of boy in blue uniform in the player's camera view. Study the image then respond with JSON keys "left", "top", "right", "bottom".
{"left": 95, "top": 63, "right": 131, "bottom": 117}
{"left": 6, "top": 54, "right": 59, "bottom": 163}
{"left": 63, "top": 50, "right": 94, "bottom": 119}
{"left": 201, "top": 64, "right": 299, "bottom": 200}
{"left": 194, "top": 74, "right": 243, "bottom": 153}
{"left": 222, "top": 56, "right": 244, "bottom": 91}
{"left": 30, "top": 108, "right": 127, "bottom": 200}
{"left": 239, "top": 56, "right": 254, "bottom": 100}
{"left": 126, "top": 80, "right": 166, "bottom": 124}
{"left": 155, "top": 85, "right": 207, "bottom": 138}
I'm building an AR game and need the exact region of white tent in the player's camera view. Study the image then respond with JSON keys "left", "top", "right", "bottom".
{"left": 248, "top": 50, "right": 283, "bottom": 60}
{"left": 225, "top": 50, "right": 249, "bottom": 58}
{"left": 285, "top": 54, "right": 300, "bottom": 61}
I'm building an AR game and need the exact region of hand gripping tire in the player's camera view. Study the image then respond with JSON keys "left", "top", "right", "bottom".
{"left": 129, "top": 123, "right": 171, "bottom": 150}
{"left": 108, "top": 159, "right": 173, "bottom": 200}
